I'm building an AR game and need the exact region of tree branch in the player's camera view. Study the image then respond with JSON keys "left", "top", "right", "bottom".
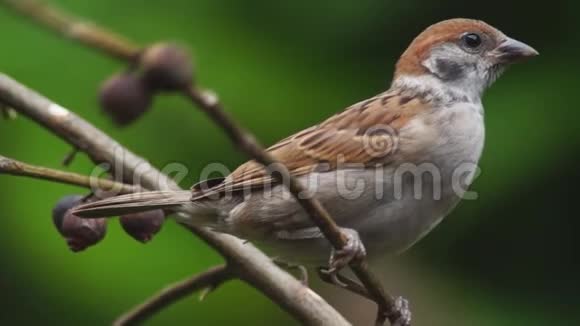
{"left": 0, "top": 154, "right": 139, "bottom": 194}
{"left": 114, "top": 265, "right": 234, "bottom": 326}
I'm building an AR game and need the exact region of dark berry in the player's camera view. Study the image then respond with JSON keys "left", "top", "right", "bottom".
{"left": 120, "top": 210, "right": 165, "bottom": 243}
{"left": 52, "top": 195, "right": 107, "bottom": 252}
{"left": 140, "top": 43, "right": 193, "bottom": 91}
{"left": 61, "top": 211, "right": 107, "bottom": 252}
{"left": 52, "top": 195, "right": 84, "bottom": 234}
{"left": 99, "top": 73, "right": 153, "bottom": 126}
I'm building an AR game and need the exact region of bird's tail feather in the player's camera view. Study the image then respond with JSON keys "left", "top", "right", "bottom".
{"left": 72, "top": 190, "right": 192, "bottom": 217}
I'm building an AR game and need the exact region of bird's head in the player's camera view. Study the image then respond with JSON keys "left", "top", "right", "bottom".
{"left": 394, "top": 19, "right": 538, "bottom": 101}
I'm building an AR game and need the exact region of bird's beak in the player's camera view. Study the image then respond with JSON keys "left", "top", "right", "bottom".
{"left": 490, "top": 37, "right": 539, "bottom": 64}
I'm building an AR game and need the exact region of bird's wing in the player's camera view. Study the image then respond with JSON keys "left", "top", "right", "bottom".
{"left": 192, "top": 89, "right": 426, "bottom": 199}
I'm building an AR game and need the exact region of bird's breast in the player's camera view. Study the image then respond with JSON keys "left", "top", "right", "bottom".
{"left": 398, "top": 101, "right": 485, "bottom": 174}
{"left": 357, "top": 101, "right": 485, "bottom": 254}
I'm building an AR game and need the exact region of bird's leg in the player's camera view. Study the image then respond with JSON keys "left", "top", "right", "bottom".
{"left": 272, "top": 258, "right": 309, "bottom": 286}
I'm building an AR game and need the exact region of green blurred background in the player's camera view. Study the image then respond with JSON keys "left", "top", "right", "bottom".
{"left": 0, "top": 0, "right": 578, "bottom": 325}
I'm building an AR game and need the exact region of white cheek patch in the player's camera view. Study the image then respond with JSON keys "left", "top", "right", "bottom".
{"left": 419, "top": 44, "right": 492, "bottom": 102}
{"left": 422, "top": 45, "right": 472, "bottom": 80}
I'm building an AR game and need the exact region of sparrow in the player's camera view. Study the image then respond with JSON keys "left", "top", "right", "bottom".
{"left": 75, "top": 19, "right": 537, "bottom": 270}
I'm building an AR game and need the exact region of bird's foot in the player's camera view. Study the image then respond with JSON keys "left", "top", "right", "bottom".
{"left": 272, "top": 258, "right": 309, "bottom": 286}
{"left": 325, "top": 228, "right": 366, "bottom": 286}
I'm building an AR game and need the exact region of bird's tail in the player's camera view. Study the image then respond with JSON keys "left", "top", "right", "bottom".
{"left": 72, "top": 190, "right": 192, "bottom": 217}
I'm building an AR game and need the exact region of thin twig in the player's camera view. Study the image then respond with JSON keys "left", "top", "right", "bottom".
{"left": 114, "top": 265, "right": 234, "bottom": 326}
{"left": 0, "top": 74, "right": 349, "bottom": 325}
{"left": 61, "top": 146, "right": 79, "bottom": 166}
{"left": 0, "top": 154, "right": 139, "bottom": 194}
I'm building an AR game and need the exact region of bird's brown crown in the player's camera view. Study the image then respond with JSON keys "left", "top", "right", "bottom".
{"left": 395, "top": 19, "right": 504, "bottom": 77}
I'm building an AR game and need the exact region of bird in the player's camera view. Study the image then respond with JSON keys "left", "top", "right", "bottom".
{"left": 74, "top": 18, "right": 537, "bottom": 274}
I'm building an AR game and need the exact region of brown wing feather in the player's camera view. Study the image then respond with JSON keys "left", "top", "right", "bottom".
{"left": 192, "top": 90, "right": 426, "bottom": 199}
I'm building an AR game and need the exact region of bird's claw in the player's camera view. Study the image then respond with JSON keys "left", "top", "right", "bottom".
{"left": 318, "top": 267, "right": 349, "bottom": 288}
{"left": 328, "top": 228, "right": 367, "bottom": 278}
{"left": 273, "top": 258, "right": 309, "bottom": 286}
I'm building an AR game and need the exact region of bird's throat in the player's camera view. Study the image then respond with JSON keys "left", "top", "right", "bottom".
{"left": 392, "top": 74, "right": 481, "bottom": 105}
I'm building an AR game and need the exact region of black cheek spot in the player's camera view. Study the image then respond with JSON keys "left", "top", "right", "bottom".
{"left": 435, "top": 59, "right": 465, "bottom": 81}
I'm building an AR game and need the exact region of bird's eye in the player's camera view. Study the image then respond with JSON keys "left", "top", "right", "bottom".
{"left": 462, "top": 33, "right": 483, "bottom": 49}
